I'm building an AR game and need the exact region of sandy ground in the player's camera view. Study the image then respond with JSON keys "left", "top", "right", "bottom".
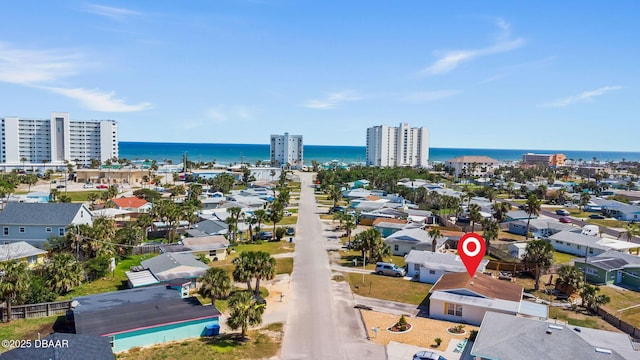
{"left": 360, "top": 311, "right": 478, "bottom": 350}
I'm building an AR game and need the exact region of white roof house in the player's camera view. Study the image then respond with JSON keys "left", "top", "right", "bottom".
{"left": 548, "top": 231, "right": 640, "bottom": 257}
{"left": 384, "top": 228, "right": 448, "bottom": 256}
{"left": 405, "top": 250, "right": 489, "bottom": 284}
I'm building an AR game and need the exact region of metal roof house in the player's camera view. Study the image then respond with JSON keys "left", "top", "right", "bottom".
{"left": 405, "top": 250, "right": 489, "bottom": 284}
{"left": 0, "top": 202, "right": 92, "bottom": 246}
{"left": 139, "top": 253, "right": 208, "bottom": 282}
{"left": 384, "top": 228, "right": 448, "bottom": 256}
{"left": 574, "top": 250, "right": 640, "bottom": 288}
{"left": 0, "top": 241, "right": 47, "bottom": 268}
{"left": 73, "top": 285, "right": 221, "bottom": 353}
{"left": 547, "top": 231, "right": 640, "bottom": 257}
{"left": 470, "top": 311, "right": 637, "bottom": 360}
{"left": 428, "top": 272, "right": 548, "bottom": 326}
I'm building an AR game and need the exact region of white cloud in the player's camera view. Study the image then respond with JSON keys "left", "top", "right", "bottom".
{"left": 420, "top": 19, "right": 524, "bottom": 76}
{"left": 0, "top": 42, "right": 81, "bottom": 84}
{"left": 206, "top": 105, "right": 253, "bottom": 123}
{"left": 541, "top": 86, "right": 622, "bottom": 108}
{"left": 400, "top": 90, "right": 460, "bottom": 103}
{"left": 303, "top": 91, "right": 362, "bottom": 109}
{"left": 42, "top": 87, "right": 153, "bottom": 112}
{"left": 83, "top": 4, "right": 142, "bottom": 20}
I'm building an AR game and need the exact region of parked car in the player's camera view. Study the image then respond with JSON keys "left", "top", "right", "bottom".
{"left": 96, "top": 184, "right": 109, "bottom": 189}
{"left": 253, "top": 231, "right": 273, "bottom": 240}
{"left": 56, "top": 184, "right": 66, "bottom": 189}
{"left": 83, "top": 183, "right": 94, "bottom": 189}
{"left": 589, "top": 214, "right": 605, "bottom": 219}
{"left": 283, "top": 210, "right": 292, "bottom": 216}
{"left": 559, "top": 217, "right": 572, "bottom": 223}
{"left": 329, "top": 206, "right": 345, "bottom": 214}
{"left": 555, "top": 209, "right": 570, "bottom": 216}
{"left": 565, "top": 203, "right": 579, "bottom": 209}
{"left": 285, "top": 227, "right": 295, "bottom": 236}
{"left": 414, "top": 351, "right": 447, "bottom": 360}
{"left": 375, "top": 262, "right": 406, "bottom": 277}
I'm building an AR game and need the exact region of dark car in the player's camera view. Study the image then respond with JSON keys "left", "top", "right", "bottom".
{"left": 285, "top": 227, "right": 295, "bottom": 236}
{"left": 329, "top": 206, "right": 345, "bottom": 214}
{"left": 555, "top": 209, "right": 570, "bottom": 216}
{"left": 254, "top": 231, "right": 273, "bottom": 240}
{"left": 589, "top": 214, "right": 605, "bottom": 219}
{"left": 56, "top": 184, "right": 66, "bottom": 189}
{"left": 413, "top": 351, "right": 447, "bottom": 360}
{"left": 559, "top": 217, "right": 572, "bottom": 223}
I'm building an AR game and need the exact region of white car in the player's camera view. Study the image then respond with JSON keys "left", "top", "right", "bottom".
{"left": 83, "top": 183, "right": 94, "bottom": 189}
{"left": 283, "top": 210, "right": 292, "bottom": 216}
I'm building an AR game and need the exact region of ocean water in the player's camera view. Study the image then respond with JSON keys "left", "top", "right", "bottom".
{"left": 119, "top": 141, "right": 640, "bottom": 166}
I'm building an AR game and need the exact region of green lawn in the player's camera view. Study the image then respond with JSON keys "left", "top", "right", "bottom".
{"left": 315, "top": 194, "right": 329, "bottom": 200}
{"left": 598, "top": 286, "right": 640, "bottom": 327}
{"left": 587, "top": 219, "right": 626, "bottom": 228}
{"left": 116, "top": 323, "right": 283, "bottom": 360}
{"left": 345, "top": 273, "right": 431, "bottom": 305}
{"left": 276, "top": 257, "right": 294, "bottom": 274}
{"left": 317, "top": 200, "right": 333, "bottom": 206}
{"left": 66, "top": 190, "right": 102, "bottom": 202}
{"left": 553, "top": 251, "right": 577, "bottom": 264}
{"left": 319, "top": 214, "right": 333, "bottom": 220}
{"left": 59, "top": 254, "right": 157, "bottom": 300}
{"left": 337, "top": 249, "right": 405, "bottom": 270}
{"left": 232, "top": 241, "right": 295, "bottom": 256}
{"left": 0, "top": 315, "right": 60, "bottom": 353}
{"left": 264, "top": 216, "right": 298, "bottom": 226}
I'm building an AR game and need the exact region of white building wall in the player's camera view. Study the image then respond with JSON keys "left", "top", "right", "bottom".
{"left": 429, "top": 298, "right": 490, "bottom": 326}
{"left": 270, "top": 133, "right": 303, "bottom": 168}
{"left": 2, "top": 117, "right": 19, "bottom": 164}
{"left": 366, "top": 123, "right": 429, "bottom": 167}
{"left": 548, "top": 239, "right": 606, "bottom": 257}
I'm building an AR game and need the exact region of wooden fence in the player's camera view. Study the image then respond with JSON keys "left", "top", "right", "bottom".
{"left": 1, "top": 300, "right": 72, "bottom": 322}
{"left": 596, "top": 307, "right": 640, "bottom": 339}
{"left": 132, "top": 244, "right": 162, "bottom": 255}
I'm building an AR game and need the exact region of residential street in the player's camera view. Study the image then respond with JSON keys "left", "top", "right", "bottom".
{"left": 280, "top": 172, "right": 385, "bottom": 360}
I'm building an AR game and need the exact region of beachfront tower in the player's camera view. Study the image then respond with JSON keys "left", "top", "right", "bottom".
{"left": 270, "top": 133, "right": 303, "bottom": 169}
{"left": 366, "top": 123, "right": 429, "bottom": 167}
{"left": 0, "top": 112, "right": 118, "bottom": 169}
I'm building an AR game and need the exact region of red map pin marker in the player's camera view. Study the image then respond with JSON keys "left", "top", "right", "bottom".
{"left": 457, "top": 233, "right": 486, "bottom": 278}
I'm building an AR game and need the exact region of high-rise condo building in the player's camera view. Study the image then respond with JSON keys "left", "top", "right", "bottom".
{"left": 0, "top": 112, "right": 118, "bottom": 167}
{"left": 366, "top": 123, "right": 429, "bottom": 167}
{"left": 270, "top": 133, "right": 303, "bottom": 168}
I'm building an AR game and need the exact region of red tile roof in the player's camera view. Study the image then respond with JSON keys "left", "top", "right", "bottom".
{"left": 110, "top": 197, "right": 149, "bottom": 209}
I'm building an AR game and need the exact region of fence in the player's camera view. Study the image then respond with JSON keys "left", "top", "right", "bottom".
{"left": 132, "top": 244, "right": 162, "bottom": 255}
{"left": 1, "top": 300, "right": 72, "bottom": 322}
{"left": 596, "top": 307, "right": 640, "bottom": 339}
{"left": 437, "top": 215, "right": 462, "bottom": 231}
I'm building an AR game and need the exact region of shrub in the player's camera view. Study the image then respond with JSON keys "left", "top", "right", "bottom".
{"left": 469, "top": 330, "right": 478, "bottom": 341}
{"left": 434, "top": 337, "right": 442, "bottom": 347}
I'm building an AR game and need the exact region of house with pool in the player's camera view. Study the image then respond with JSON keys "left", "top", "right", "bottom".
{"left": 73, "top": 285, "right": 220, "bottom": 352}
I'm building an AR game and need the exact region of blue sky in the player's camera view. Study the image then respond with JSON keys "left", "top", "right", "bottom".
{"left": 1, "top": 1, "right": 638, "bottom": 151}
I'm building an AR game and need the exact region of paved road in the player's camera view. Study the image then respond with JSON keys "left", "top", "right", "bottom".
{"left": 280, "top": 172, "right": 384, "bottom": 360}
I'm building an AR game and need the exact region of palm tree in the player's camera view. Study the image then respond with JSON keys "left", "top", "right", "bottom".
{"left": 233, "top": 252, "right": 255, "bottom": 292}
{"left": 482, "top": 218, "right": 499, "bottom": 256}
{"left": 45, "top": 252, "right": 84, "bottom": 294}
{"left": 428, "top": 227, "right": 442, "bottom": 253}
{"left": 579, "top": 192, "right": 591, "bottom": 213}
{"left": 199, "top": 267, "right": 232, "bottom": 305}
{"left": 580, "top": 284, "right": 611, "bottom": 311}
{"left": 227, "top": 290, "right": 266, "bottom": 340}
{"left": 20, "top": 157, "right": 27, "bottom": 171}
{"left": 524, "top": 195, "right": 541, "bottom": 240}
{"left": 522, "top": 240, "right": 554, "bottom": 291}
{"left": 254, "top": 209, "right": 267, "bottom": 233}
{"left": 492, "top": 201, "right": 512, "bottom": 223}
{"left": 621, "top": 223, "right": 640, "bottom": 242}
{"left": 343, "top": 215, "right": 357, "bottom": 248}
{"left": 328, "top": 183, "right": 342, "bottom": 208}
{"left": 557, "top": 265, "right": 583, "bottom": 290}
{"left": 252, "top": 251, "right": 276, "bottom": 295}
{"left": 269, "top": 200, "right": 285, "bottom": 234}
{"left": 0, "top": 260, "right": 30, "bottom": 322}
{"left": 468, "top": 203, "right": 482, "bottom": 233}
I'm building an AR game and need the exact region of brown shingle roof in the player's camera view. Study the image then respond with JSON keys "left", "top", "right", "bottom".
{"left": 430, "top": 272, "right": 522, "bottom": 302}
{"left": 372, "top": 218, "right": 407, "bottom": 226}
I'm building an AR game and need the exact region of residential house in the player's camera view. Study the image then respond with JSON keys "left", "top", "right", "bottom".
{"left": 444, "top": 156, "right": 499, "bottom": 177}
{"left": 108, "top": 197, "right": 152, "bottom": 213}
{"left": 0, "top": 333, "right": 115, "bottom": 360}
{"left": 353, "top": 179, "right": 370, "bottom": 189}
{"left": 404, "top": 209, "right": 436, "bottom": 225}
{"left": 405, "top": 250, "right": 489, "bottom": 284}
{"left": 372, "top": 218, "right": 409, "bottom": 237}
{"left": 428, "top": 272, "right": 548, "bottom": 326}
{"left": 384, "top": 228, "right": 447, "bottom": 256}
{"left": 159, "top": 235, "right": 229, "bottom": 261}
{"left": 192, "top": 219, "right": 229, "bottom": 236}
{"left": 505, "top": 210, "right": 537, "bottom": 222}
{"left": 0, "top": 202, "right": 92, "bottom": 246}
{"left": 591, "top": 198, "right": 640, "bottom": 222}
{"left": 547, "top": 231, "right": 640, "bottom": 257}
{"left": 508, "top": 219, "right": 574, "bottom": 238}
{"left": 91, "top": 208, "right": 133, "bottom": 223}
{"left": 342, "top": 188, "right": 372, "bottom": 200}
{"left": 139, "top": 253, "right": 208, "bottom": 283}
{"left": 470, "top": 311, "right": 637, "bottom": 360}
{"left": 0, "top": 241, "right": 47, "bottom": 268}
{"left": 73, "top": 285, "right": 221, "bottom": 352}
{"left": 574, "top": 250, "right": 640, "bottom": 288}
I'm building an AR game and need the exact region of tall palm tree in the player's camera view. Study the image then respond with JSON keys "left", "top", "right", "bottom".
{"left": 252, "top": 251, "right": 276, "bottom": 295}
{"left": 481, "top": 218, "right": 499, "bottom": 256}
{"left": 328, "top": 183, "right": 343, "bottom": 208}
{"left": 0, "top": 260, "right": 30, "bottom": 322}
{"left": 492, "top": 201, "right": 512, "bottom": 223}
{"left": 468, "top": 203, "right": 482, "bottom": 233}
{"left": 254, "top": 209, "right": 267, "bottom": 233}
{"left": 227, "top": 290, "right": 266, "bottom": 340}
{"left": 524, "top": 195, "right": 541, "bottom": 240}
{"left": 343, "top": 215, "right": 357, "bottom": 248}
{"left": 199, "top": 267, "right": 232, "bottom": 305}
{"left": 580, "top": 192, "right": 591, "bottom": 213}
{"left": 233, "top": 252, "right": 255, "bottom": 292}
{"left": 428, "top": 227, "right": 442, "bottom": 253}
{"left": 557, "top": 265, "right": 583, "bottom": 290}
{"left": 269, "top": 200, "right": 285, "bottom": 234}
{"left": 621, "top": 223, "right": 640, "bottom": 242}
{"left": 522, "top": 239, "right": 554, "bottom": 291}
